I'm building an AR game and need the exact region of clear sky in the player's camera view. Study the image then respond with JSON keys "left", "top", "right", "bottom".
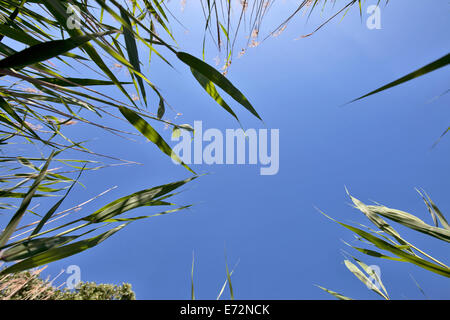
{"left": 33, "top": 1, "right": 450, "bottom": 299}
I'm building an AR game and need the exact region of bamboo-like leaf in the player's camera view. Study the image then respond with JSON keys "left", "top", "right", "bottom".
{"left": 157, "top": 97, "right": 165, "bottom": 119}
{"left": 346, "top": 244, "right": 406, "bottom": 262}
{"left": 366, "top": 205, "right": 450, "bottom": 242}
{"left": 344, "top": 259, "right": 388, "bottom": 300}
{"left": 416, "top": 189, "right": 450, "bottom": 230}
{"left": 0, "top": 152, "right": 54, "bottom": 248}
{"left": 328, "top": 215, "right": 450, "bottom": 277}
{"left": 0, "top": 23, "right": 40, "bottom": 46}
{"left": 119, "top": 106, "right": 195, "bottom": 174}
{"left": 316, "top": 285, "right": 353, "bottom": 300}
{"left": 352, "top": 257, "right": 389, "bottom": 299}
{"left": 102, "top": 205, "right": 191, "bottom": 222}
{"left": 0, "top": 224, "right": 127, "bottom": 275}
{"left": 83, "top": 176, "right": 197, "bottom": 223}
{"left": 217, "top": 259, "right": 239, "bottom": 300}
{"left": 224, "top": 252, "right": 234, "bottom": 300}
{"left": 31, "top": 166, "right": 84, "bottom": 235}
{"left": 120, "top": 8, "right": 146, "bottom": 105}
{"left": 348, "top": 191, "right": 410, "bottom": 247}
{"left": 0, "top": 236, "right": 77, "bottom": 262}
{"left": 433, "top": 126, "right": 450, "bottom": 147}
{"left": 176, "top": 51, "right": 261, "bottom": 121}
{"left": 0, "top": 95, "right": 42, "bottom": 141}
{"left": 0, "top": 192, "right": 52, "bottom": 198}
{"left": 191, "top": 68, "right": 239, "bottom": 122}
{"left": 42, "top": 0, "right": 136, "bottom": 106}
{"left": 0, "top": 32, "right": 113, "bottom": 69}
{"left": 349, "top": 53, "right": 450, "bottom": 103}
{"left": 409, "top": 274, "right": 428, "bottom": 299}
{"left": 34, "top": 77, "right": 132, "bottom": 87}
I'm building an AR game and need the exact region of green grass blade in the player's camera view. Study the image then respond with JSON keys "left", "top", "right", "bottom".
{"left": 0, "top": 224, "right": 127, "bottom": 275}
{"left": 119, "top": 106, "right": 195, "bottom": 174}
{"left": 0, "top": 236, "right": 78, "bottom": 262}
{"left": 315, "top": 285, "right": 353, "bottom": 300}
{"left": 177, "top": 51, "right": 261, "bottom": 121}
{"left": 0, "top": 95, "right": 42, "bottom": 141}
{"left": 83, "top": 176, "right": 197, "bottom": 222}
{"left": 102, "top": 205, "right": 192, "bottom": 222}
{"left": 31, "top": 166, "right": 84, "bottom": 236}
{"left": 224, "top": 252, "right": 234, "bottom": 300}
{"left": 343, "top": 259, "right": 388, "bottom": 300}
{"left": 0, "top": 152, "right": 55, "bottom": 248}
{"left": 340, "top": 221, "right": 449, "bottom": 277}
{"left": 348, "top": 191, "right": 409, "bottom": 247}
{"left": 349, "top": 53, "right": 450, "bottom": 103}
{"left": 34, "top": 77, "right": 132, "bottom": 86}
{"left": 120, "top": 8, "right": 146, "bottom": 105}
{"left": 367, "top": 204, "right": 450, "bottom": 242}
{"left": 0, "top": 32, "right": 112, "bottom": 69}
{"left": 191, "top": 68, "right": 239, "bottom": 122}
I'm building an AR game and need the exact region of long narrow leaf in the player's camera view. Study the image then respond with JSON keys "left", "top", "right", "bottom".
{"left": 119, "top": 106, "right": 195, "bottom": 174}
{"left": 349, "top": 53, "right": 450, "bottom": 103}
{"left": 177, "top": 51, "right": 261, "bottom": 121}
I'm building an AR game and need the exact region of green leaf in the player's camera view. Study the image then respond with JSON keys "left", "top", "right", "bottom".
{"left": 34, "top": 77, "right": 132, "bottom": 87}
{"left": 119, "top": 106, "right": 195, "bottom": 174}
{"left": 0, "top": 23, "right": 40, "bottom": 46}
{"left": 0, "top": 224, "right": 127, "bottom": 275}
{"left": 42, "top": 0, "right": 137, "bottom": 106}
{"left": 83, "top": 176, "right": 197, "bottom": 223}
{"left": 0, "top": 152, "right": 54, "bottom": 249}
{"left": 416, "top": 189, "right": 450, "bottom": 230}
{"left": 348, "top": 245, "right": 406, "bottom": 262}
{"left": 224, "top": 252, "right": 234, "bottom": 300}
{"left": 31, "top": 166, "right": 83, "bottom": 236}
{"left": 0, "top": 95, "right": 42, "bottom": 141}
{"left": 157, "top": 97, "right": 165, "bottom": 119}
{"left": 0, "top": 32, "right": 113, "bottom": 69}
{"left": 120, "top": 8, "right": 146, "bottom": 104}
{"left": 102, "top": 205, "right": 191, "bottom": 222}
{"left": 316, "top": 285, "right": 353, "bottom": 300}
{"left": 191, "top": 68, "right": 239, "bottom": 122}
{"left": 349, "top": 53, "right": 450, "bottom": 103}
{"left": 0, "top": 236, "right": 78, "bottom": 262}
{"left": 366, "top": 204, "right": 450, "bottom": 242}
{"left": 217, "top": 259, "right": 239, "bottom": 300}
{"left": 344, "top": 259, "right": 388, "bottom": 299}
{"left": 351, "top": 257, "right": 389, "bottom": 299}
{"left": 332, "top": 217, "right": 450, "bottom": 277}
{"left": 176, "top": 51, "right": 261, "bottom": 121}
{"left": 348, "top": 191, "right": 409, "bottom": 247}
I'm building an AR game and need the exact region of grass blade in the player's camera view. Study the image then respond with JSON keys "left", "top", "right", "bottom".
{"left": 191, "top": 68, "right": 239, "bottom": 122}
{"left": 177, "top": 51, "right": 261, "bottom": 121}
{"left": 119, "top": 106, "right": 195, "bottom": 174}
{"left": 0, "top": 32, "right": 113, "bottom": 69}
{"left": 0, "top": 152, "right": 55, "bottom": 248}
{"left": 83, "top": 176, "right": 197, "bottom": 222}
{"left": 0, "top": 224, "right": 127, "bottom": 275}
{"left": 315, "top": 285, "right": 353, "bottom": 300}
{"left": 348, "top": 53, "right": 450, "bottom": 103}
{"left": 0, "top": 236, "right": 78, "bottom": 262}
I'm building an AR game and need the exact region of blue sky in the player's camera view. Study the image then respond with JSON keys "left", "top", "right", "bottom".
{"left": 25, "top": 1, "right": 450, "bottom": 299}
